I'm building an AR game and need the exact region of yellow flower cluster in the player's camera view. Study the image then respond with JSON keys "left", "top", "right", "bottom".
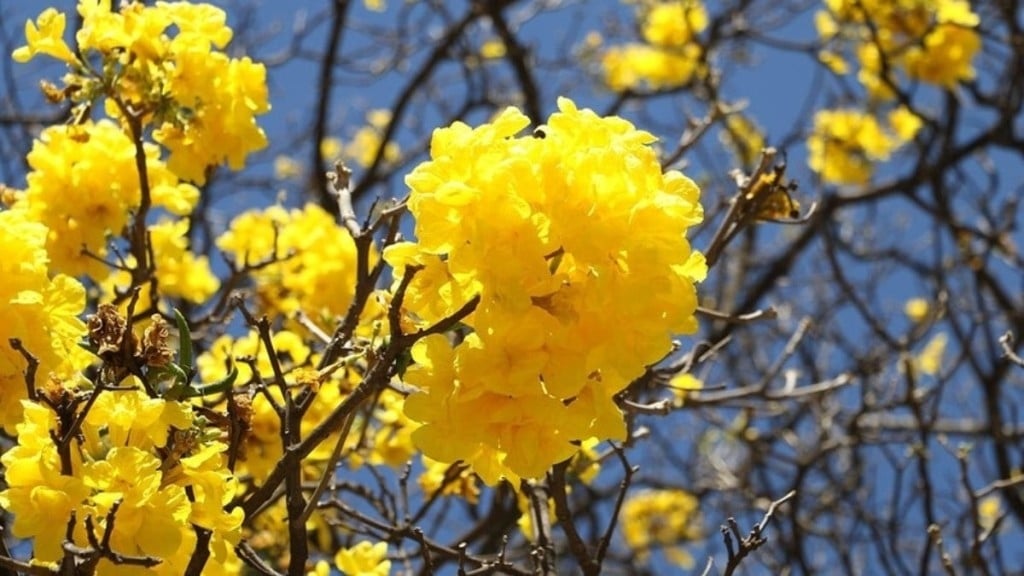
{"left": 98, "top": 218, "right": 221, "bottom": 318}
{"left": 2, "top": 2, "right": 269, "bottom": 570}
{"left": 345, "top": 110, "right": 401, "bottom": 169}
{"left": 386, "top": 98, "right": 705, "bottom": 483}
{"left": 719, "top": 113, "right": 767, "bottom": 169}
{"left": 309, "top": 540, "right": 391, "bottom": 576}
{"left": 621, "top": 488, "right": 701, "bottom": 567}
{"left": 15, "top": 1, "right": 269, "bottom": 185}
{"left": 600, "top": 0, "right": 707, "bottom": 91}
{"left": 10, "top": 121, "right": 199, "bottom": 279}
{"left": 217, "top": 203, "right": 371, "bottom": 326}
{"left": 0, "top": 394, "right": 244, "bottom": 574}
{"left": 807, "top": 107, "right": 922, "bottom": 185}
{"left": 196, "top": 329, "right": 357, "bottom": 483}
{"left": 0, "top": 211, "right": 91, "bottom": 431}
{"left": 816, "top": 0, "right": 981, "bottom": 94}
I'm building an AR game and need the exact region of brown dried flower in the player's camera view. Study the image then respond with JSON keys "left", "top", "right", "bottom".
{"left": 88, "top": 303, "right": 130, "bottom": 357}
{"left": 139, "top": 314, "right": 173, "bottom": 367}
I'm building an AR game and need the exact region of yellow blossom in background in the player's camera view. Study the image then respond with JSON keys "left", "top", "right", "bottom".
{"left": 516, "top": 490, "right": 556, "bottom": 542}
{"left": 719, "top": 112, "right": 766, "bottom": 168}
{"left": 818, "top": 49, "right": 849, "bottom": 74}
{"left": 196, "top": 330, "right": 358, "bottom": 483}
{"left": 902, "top": 23, "right": 981, "bottom": 88}
{"left": 568, "top": 437, "right": 603, "bottom": 484}
{"left": 389, "top": 98, "right": 705, "bottom": 483}
{"left": 16, "top": 1, "right": 270, "bottom": 185}
{"left": 198, "top": 329, "right": 312, "bottom": 390}
{"left": 481, "top": 38, "right": 507, "bottom": 59}
{"left": 364, "top": 0, "right": 386, "bottom": 11}
{"left": 217, "top": 203, "right": 365, "bottom": 324}
{"left": 598, "top": 0, "right": 707, "bottom": 91}
{"left": 979, "top": 495, "right": 1002, "bottom": 532}
{"left": 365, "top": 390, "right": 418, "bottom": 467}
{"left": 904, "top": 298, "right": 930, "bottom": 322}
{"left": 321, "top": 137, "right": 344, "bottom": 160}
{"left": 915, "top": 332, "right": 948, "bottom": 376}
{"left": 807, "top": 107, "right": 920, "bottom": 185}
{"left": 888, "top": 107, "right": 923, "bottom": 142}
{"left": 816, "top": 0, "right": 981, "bottom": 94}
{"left": 334, "top": 541, "right": 391, "bottom": 576}
{"left": 97, "top": 219, "right": 218, "bottom": 309}
{"left": 275, "top": 155, "right": 304, "bottom": 180}
{"left": 621, "top": 488, "right": 701, "bottom": 567}
{"left": 418, "top": 458, "right": 480, "bottom": 504}
{"left": 602, "top": 43, "right": 703, "bottom": 92}
{"left": 345, "top": 110, "right": 401, "bottom": 168}
{"left": 641, "top": 0, "right": 707, "bottom": 48}
{"left": 149, "top": 219, "right": 221, "bottom": 303}
{"left": 669, "top": 372, "right": 703, "bottom": 407}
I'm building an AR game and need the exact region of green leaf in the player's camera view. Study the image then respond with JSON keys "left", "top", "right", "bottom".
{"left": 186, "top": 364, "right": 238, "bottom": 398}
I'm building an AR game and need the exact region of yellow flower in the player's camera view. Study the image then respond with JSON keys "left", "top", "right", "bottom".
{"left": 155, "top": 53, "right": 270, "bottom": 183}
{"left": 321, "top": 137, "right": 344, "bottom": 160}
{"left": 217, "top": 203, "right": 365, "bottom": 324}
{"left": 978, "top": 495, "right": 1002, "bottom": 532}
{"left": 274, "top": 155, "right": 303, "bottom": 180}
{"left": 516, "top": 489, "right": 556, "bottom": 542}
{"left": 621, "top": 489, "right": 701, "bottom": 567}
{"left": 599, "top": 0, "right": 707, "bottom": 92}
{"left": 173, "top": 441, "right": 245, "bottom": 548}
{"left": 480, "top": 39, "right": 507, "bottom": 59}
{"left": 334, "top": 541, "right": 391, "bottom": 576}
{"left": 392, "top": 98, "right": 704, "bottom": 482}
{"left": 148, "top": 219, "right": 220, "bottom": 303}
{"left": 601, "top": 42, "right": 703, "bottom": 91}
{"left": 807, "top": 108, "right": 900, "bottom": 185}
{"left": 818, "top": 50, "right": 849, "bottom": 74}
{"left": 366, "top": 390, "right": 418, "bottom": 467}
{"left": 719, "top": 113, "right": 766, "bottom": 168}
{"left": 915, "top": 332, "right": 948, "bottom": 376}
{"left": 816, "top": 0, "right": 981, "bottom": 94}
{"left": 0, "top": 402, "right": 89, "bottom": 562}
{"left": 904, "top": 298, "right": 930, "bottom": 322}
{"left": 417, "top": 457, "right": 480, "bottom": 504}
{"left": 669, "top": 373, "right": 703, "bottom": 407}
{"left": 196, "top": 330, "right": 357, "bottom": 484}
{"left": 902, "top": 23, "right": 980, "bottom": 88}
{"left": 0, "top": 211, "right": 89, "bottom": 432}
{"left": 888, "top": 107, "right": 923, "bottom": 143}
{"left": 84, "top": 387, "right": 193, "bottom": 452}
{"left": 43, "top": 0, "right": 271, "bottom": 184}
{"left": 15, "top": 121, "right": 199, "bottom": 279}
{"left": 345, "top": 110, "right": 400, "bottom": 168}
{"left": 198, "top": 329, "right": 312, "bottom": 392}
{"left": 84, "top": 447, "right": 192, "bottom": 562}
{"left": 641, "top": 1, "right": 708, "bottom": 48}
{"left": 12, "top": 8, "right": 77, "bottom": 64}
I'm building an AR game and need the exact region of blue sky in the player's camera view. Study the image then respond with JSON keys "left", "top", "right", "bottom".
{"left": 3, "top": 1, "right": 1023, "bottom": 573}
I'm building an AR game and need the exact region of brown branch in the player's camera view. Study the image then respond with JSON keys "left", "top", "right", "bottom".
{"left": 721, "top": 490, "right": 796, "bottom": 576}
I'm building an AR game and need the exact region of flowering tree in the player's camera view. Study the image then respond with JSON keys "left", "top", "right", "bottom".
{"left": 0, "top": 1, "right": 1022, "bottom": 575}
